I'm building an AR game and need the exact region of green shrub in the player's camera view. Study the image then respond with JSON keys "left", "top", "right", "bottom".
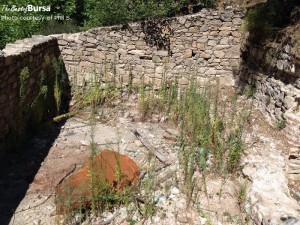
{"left": 138, "top": 77, "right": 250, "bottom": 174}
{"left": 83, "top": 0, "right": 215, "bottom": 28}
{"left": 274, "top": 119, "right": 286, "bottom": 130}
{"left": 245, "top": 0, "right": 300, "bottom": 42}
{"left": 38, "top": 20, "right": 80, "bottom": 35}
{"left": 0, "top": 0, "right": 216, "bottom": 48}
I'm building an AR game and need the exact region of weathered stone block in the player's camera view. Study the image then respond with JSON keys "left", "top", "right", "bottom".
{"left": 78, "top": 34, "right": 86, "bottom": 42}
{"left": 200, "top": 25, "right": 209, "bottom": 32}
{"left": 184, "top": 49, "right": 193, "bottom": 58}
{"left": 58, "top": 40, "right": 68, "bottom": 46}
{"left": 206, "top": 68, "right": 217, "bottom": 75}
{"left": 152, "top": 55, "right": 161, "bottom": 63}
{"left": 155, "top": 50, "right": 169, "bottom": 57}
{"left": 128, "top": 50, "right": 145, "bottom": 56}
{"left": 63, "top": 49, "right": 73, "bottom": 55}
{"left": 232, "top": 18, "right": 243, "bottom": 25}
{"left": 214, "top": 50, "right": 225, "bottom": 58}
{"left": 219, "top": 26, "right": 231, "bottom": 31}
{"left": 127, "top": 45, "right": 135, "bottom": 50}
{"left": 284, "top": 96, "right": 297, "bottom": 110}
{"left": 116, "top": 48, "right": 127, "bottom": 55}
{"left": 188, "top": 27, "right": 198, "bottom": 33}
{"left": 208, "top": 40, "right": 217, "bottom": 46}
{"left": 177, "top": 17, "right": 186, "bottom": 25}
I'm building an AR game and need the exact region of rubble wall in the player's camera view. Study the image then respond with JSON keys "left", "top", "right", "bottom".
{"left": 0, "top": 9, "right": 244, "bottom": 150}
{"left": 238, "top": 33, "right": 300, "bottom": 148}
{"left": 53, "top": 9, "right": 244, "bottom": 87}
{"left": 0, "top": 36, "right": 61, "bottom": 149}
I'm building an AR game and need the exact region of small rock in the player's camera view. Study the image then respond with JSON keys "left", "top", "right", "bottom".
{"left": 80, "top": 140, "right": 89, "bottom": 146}
{"left": 154, "top": 194, "right": 166, "bottom": 203}
{"left": 170, "top": 187, "right": 180, "bottom": 195}
{"left": 175, "top": 199, "right": 186, "bottom": 209}
{"left": 200, "top": 217, "right": 207, "bottom": 225}
{"left": 149, "top": 133, "right": 155, "bottom": 138}
{"left": 153, "top": 216, "right": 160, "bottom": 223}
{"left": 33, "top": 219, "right": 41, "bottom": 225}
{"left": 161, "top": 116, "right": 168, "bottom": 122}
{"left": 244, "top": 202, "right": 250, "bottom": 213}
{"left": 184, "top": 49, "right": 193, "bottom": 58}
{"left": 168, "top": 193, "right": 177, "bottom": 201}
{"left": 177, "top": 215, "right": 189, "bottom": 223}
{"left": 134, "top": 140, "right": 143, "bottom": 147}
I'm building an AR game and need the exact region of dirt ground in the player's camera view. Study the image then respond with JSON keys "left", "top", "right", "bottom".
{"left": 0, "top": 88, "right": 299, "bottom": 225}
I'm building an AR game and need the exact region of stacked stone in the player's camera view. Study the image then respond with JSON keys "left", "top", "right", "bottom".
{"left": 0, "top": 36, "right": 60, "bottom": 144}
{"left": 240, "top": 70, "right": 300, "bottom": 122}
{"left": 53, "top": 8, "right": 244, "bottom": 88}
{"left": 285, "top": 112, "right": 300, "bottom": 147}
{"left": 288, "top": 147, "right": 300, "bottom": 181}
{"left": 239, "top": 27, "right": 300, "bottom": 167}
{"left": 285, "top": 111, "right": 300, "bottom": 180}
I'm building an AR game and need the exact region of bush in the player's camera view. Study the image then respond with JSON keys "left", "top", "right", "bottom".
{"left": 0, "top": 0, "right": 215, "bottom": 49}
{"left": 83, "top": 0, "right": 215, "bottom": 28}
{"left": 245, "top": 0, "right": 300, "bottom": 42}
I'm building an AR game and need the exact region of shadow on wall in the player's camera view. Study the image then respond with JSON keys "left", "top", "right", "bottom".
{"left": 0, "top": 43, "right": 71, "bottom": 153}
{"left": 0, "top": 43, "right": 71, "bottom": 224}
{"left": 141, "top": 18, "right": 173, "bottom": 55}
{"left": 234, "top": 0, "right": 300, "bottom": 94}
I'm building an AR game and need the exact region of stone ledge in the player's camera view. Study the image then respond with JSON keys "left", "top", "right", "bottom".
{"left": 2, "top": 36, "right": 56, "bottom": 56}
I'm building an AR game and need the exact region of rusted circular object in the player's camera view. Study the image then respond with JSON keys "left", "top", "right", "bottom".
{"left": 55, "top": 150, "right": 140, "bottom": 214}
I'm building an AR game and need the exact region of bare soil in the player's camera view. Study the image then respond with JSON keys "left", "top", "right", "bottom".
{"left": 1, "top": 87, "right": 299, "bottom": 225}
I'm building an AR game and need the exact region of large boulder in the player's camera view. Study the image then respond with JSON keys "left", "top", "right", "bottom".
{"left": 55, "top": 150, "right": 140, "bottom": 214}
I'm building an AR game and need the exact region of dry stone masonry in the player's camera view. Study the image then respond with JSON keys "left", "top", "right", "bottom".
{"left": 1, "top": 7, "right": 300, "bottom": 225}
{"left": 0, "top": 36, "right": 61, "bottom": 148}
{"left": 238, "top": 32, "right": 300, "bottom": 181}
{"left": 0, "top": 9, "right": 244, "bottom": 151}
{"left": 239, "top": 32, "right": 300, "bottom": 143}
{"left": 53, "top": 9, "right": 244, "bottom": 88}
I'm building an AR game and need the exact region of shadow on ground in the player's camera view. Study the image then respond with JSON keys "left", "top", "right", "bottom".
{"left": 0, "top": 121, "right": 67, "bottom": 225}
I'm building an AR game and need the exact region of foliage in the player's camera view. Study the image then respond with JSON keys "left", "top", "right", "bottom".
{"left": 55, "top": 63, "right": 251, "bottom": 223}
{"left": 83, "top": 0, "right": 214, "bottom": 28}
{"left": 38, "top": 20, "right": 80, "bottom": 36}
{"left": 245, "top": 0, "right": 300, "bottom": 42}
{"left": 138, "top": 76, "right": 250, "bottom": 175}
{"left": 1, "top": 54, "right": 69, "bottom": 152}
{"left": 0, "top": 0, "right": 215, "bottom": 49}
{"left": 0, "top": 0, "right": 80, "bottom": 49}
{"left": 274, "top": 119, "right": 286, "bottom": 130}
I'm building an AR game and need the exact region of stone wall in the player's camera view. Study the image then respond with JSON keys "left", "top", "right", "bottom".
{"left": 0, "top": 9, "right": 244, "bottom": 151}
{"left": 238, "top": 32, "right": 300, "bottom": 148}
{"left": 0, "top": 36, "right": 62, "bottom": 150}
{"left": 53, "top": 8, "right": 244, "bottom": 88}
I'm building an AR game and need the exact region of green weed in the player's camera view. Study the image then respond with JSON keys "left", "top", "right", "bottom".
{"left": 274, "top": 119, "right": 286, "bottom": 130}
